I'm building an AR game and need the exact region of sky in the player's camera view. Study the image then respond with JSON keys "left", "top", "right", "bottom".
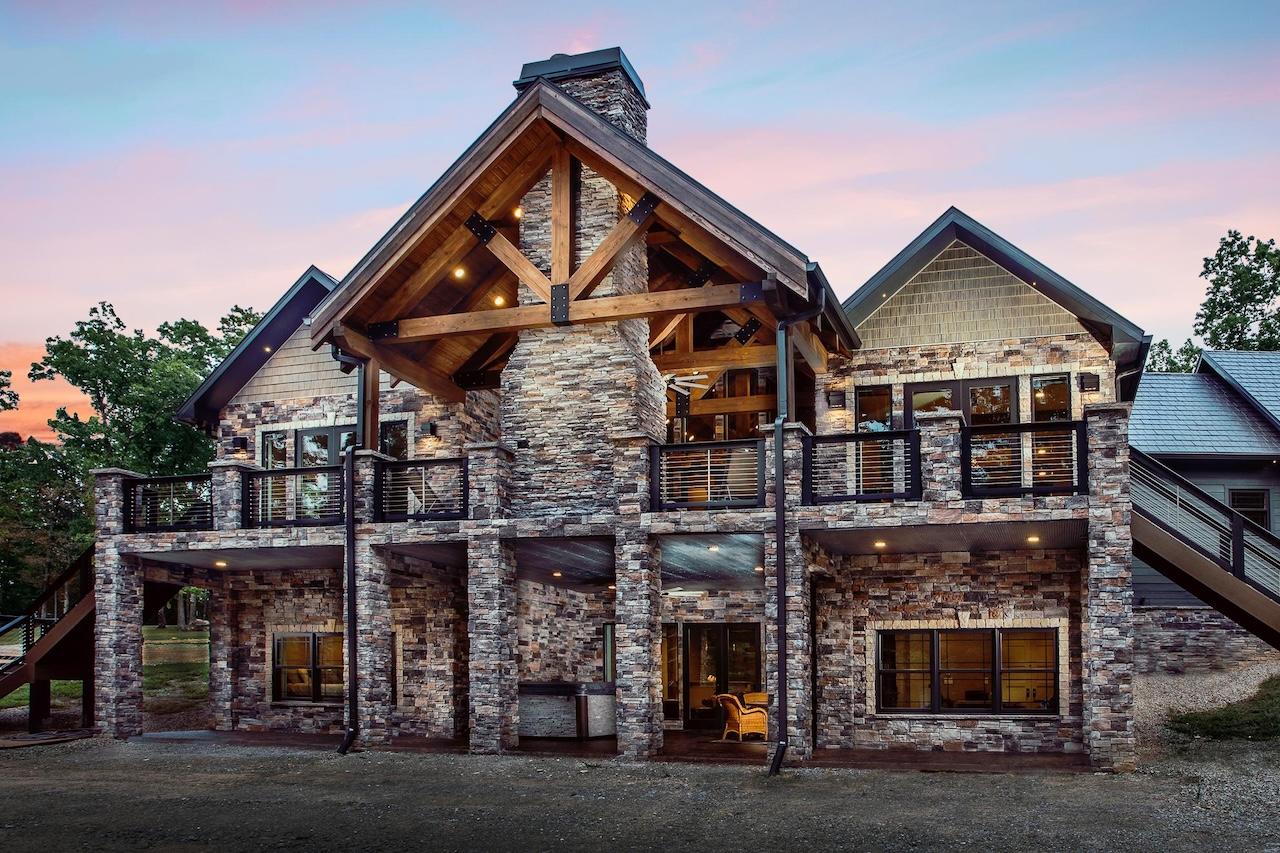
{"left": 2, "top": 0, "right": 1278, "bottom": 440}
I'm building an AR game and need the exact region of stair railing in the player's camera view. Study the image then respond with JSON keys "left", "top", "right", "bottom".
{"left": 0, "top": 547, "right": 94, "bottom": 676}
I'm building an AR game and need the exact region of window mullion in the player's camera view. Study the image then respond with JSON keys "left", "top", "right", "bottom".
{"left": 311, "top": 633, "right": 321, "bottom": 704}
{"left": 931, "top": 630, "right": 940, "bottom": 714}
{"left": 993, "top": 628, "right": 1002, "bottom": 714}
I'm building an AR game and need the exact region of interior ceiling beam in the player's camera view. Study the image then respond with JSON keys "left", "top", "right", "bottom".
{"left": 372, "top": 135, "right": 558, "bottom": 323}
{"left": 382, "top": 281, "right": 772, "bottom": 344}
{"left": 652, "top": 344, "right": 777, "bottom": 372}
{"left": 567, "top": 191, "right": 660, "bottom": 300}
{"left": 665, "top": 393, "right": 776, "bottom": 417}
{"left": 649, "top": 313, "right": 685, "bottom": 348}
{"left": 332, "top": 324, "right": 465, "bottom": 403}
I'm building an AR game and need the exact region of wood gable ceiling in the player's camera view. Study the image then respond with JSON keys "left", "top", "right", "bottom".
{"left": 306, "top": 79, "right": 830, "bottom": 399}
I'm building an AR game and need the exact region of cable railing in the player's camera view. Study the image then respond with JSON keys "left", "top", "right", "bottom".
{"left": 802, "top": 430, "right": 921, "bottom": 504}
{"left": 0, "top": 548, "right": 94, "bottom": 678}
{"left": 375, "top": 458, "right": 469, "bottom": 521}
{"left": 1132, "top": 448, "right": 1280, "bottom": 602}
{"left": 243, "top": 466, "right": 344, "bottom": 527}
{"left": 961, "top": 421, "right": 1087, "bottom": 498}
{"left": 651, "top": 439, "right": 765, "bottom": 510}
{"left": 124, "top": 474, "right": 214, "bottom": 533}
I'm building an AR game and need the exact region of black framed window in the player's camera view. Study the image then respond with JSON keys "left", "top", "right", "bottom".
{"left": 261, "top": 430, "right": 288, "bottom": 469}
{"left": 1229, "top": 489, "right": 1270, "bottom": 529}
{"left": 379, "top": 421, "right": 409, "bottom": 460}
{"left": 855, "top": 385, "right": 892, "bottom": 432}
{"left": 876, "top": 627, "right": 1058, "bottom": 715}
{"left": 297, "top": 425, "right": 356, "bottom": 467}
{"left": 905, "top": 378, "right": 1017, "bottom": 427}
{"left": 1031, "top": 374, "right": 1071, "bottom": 422}
{"left": 272, "top": 633, "right": 343, "bottom": 703}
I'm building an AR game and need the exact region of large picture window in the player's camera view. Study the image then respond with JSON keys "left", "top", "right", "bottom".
{"left": 876, "top": 627, "right": 1058, "bottom": 715}
{"left": 272, "top": 633, "right": 343, "bottom": 703}
{"left": 905, "top": 378, "right": 1017, "bottom": 427}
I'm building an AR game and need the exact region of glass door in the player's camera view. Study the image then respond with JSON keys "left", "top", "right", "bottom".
{"left": 682, "top": 623, "right": 761, "bottom": 729}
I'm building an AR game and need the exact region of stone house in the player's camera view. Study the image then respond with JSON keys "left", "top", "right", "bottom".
{"left": 36, "top": 47, "right": 1276, "bottom": 773}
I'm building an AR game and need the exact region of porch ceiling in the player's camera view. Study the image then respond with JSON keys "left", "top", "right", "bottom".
{"left": 136, "top": 545, "right": 344, "bottom": 572}
{"left": 806, "top": 519, "right": 1087, "bottom": 557}
{"left": 657, "top": 533, "right": 764, "bottom": 591}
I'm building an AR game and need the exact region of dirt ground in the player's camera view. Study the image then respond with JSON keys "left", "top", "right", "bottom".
{"left": 1, "top": 736, "right": 1277, "bottom": 852}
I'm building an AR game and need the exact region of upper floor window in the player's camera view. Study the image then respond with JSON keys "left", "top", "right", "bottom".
{"left": 1031, "top": 374, "right": 1071, "bottom": 422}
{"left": 855, "top": 386, "right": 892, "bottom": 432}
{"left": 298, "top": 425, "right": 356, "bottom": 467}
{"left": 906, "top": 379, "right": 1016, "bottom": 427}
{"left": 1229, "top": 489, "right": 1270, "bottom": 530}
{"left": 379, "top": 421, "right": 409, "bottom": 460}
{"left": 262, "top": 430, "right": 288, "bottom": 469}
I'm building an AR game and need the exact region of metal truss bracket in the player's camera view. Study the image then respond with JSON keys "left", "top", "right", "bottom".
{"left": 686, "top": 262, "right": 716, "bottom": 288}
{"left": 550, "top": 283, "right": 571, "bottom": 326}
{"left": 733, "top": 317, "right": 763, "bottom": 345}
{"left": 674, "top": 392, "right": 691, "bottom": 418}
{"left": 738, "top": 281, "right": 765, "bottom": 303}
{"left": 464, "top": 212, "right": 497, "bottom": 244}
{"left": 367, "top": 321, "right": 399, "bottom": 341}
{"left": 627, "top": 191, "right": 661, "bottom": 224}
{"left": 454, "top": 369, "right": 501, "bottom": 390}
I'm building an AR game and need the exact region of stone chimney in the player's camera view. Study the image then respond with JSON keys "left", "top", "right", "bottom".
{"left": 501, "top": 48, "right": 666, "bottom": 515}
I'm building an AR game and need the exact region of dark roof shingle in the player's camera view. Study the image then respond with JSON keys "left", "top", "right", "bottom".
{"left": 1130, "top": 371, "right": 1280, "bottom": 456}
{"left": 1199, "top": 350, "right": 1280, "bottom": 430}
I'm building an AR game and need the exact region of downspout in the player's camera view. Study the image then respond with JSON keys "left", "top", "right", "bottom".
{"left": 768, "top": 276, "right": 825, "bottom": 777}
{"left": 332, "top": 348, "right": 366, "bottom": 755}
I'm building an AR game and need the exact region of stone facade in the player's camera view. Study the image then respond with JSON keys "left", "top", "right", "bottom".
{"left": 517, "top": 580, "right": 611, "bottom": 682}
{"left": 1132, "top": 607, "right": 1280, "bottom": 674}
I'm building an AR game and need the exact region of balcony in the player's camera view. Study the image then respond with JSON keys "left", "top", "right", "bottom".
{"left": 650, "top": 439, "right": 765, "bottom": 511}
{"left": 374, "top": 458, "right": 469, "bottom": 521}
{"left": 123, "top": 475, "right": 213, "bottom": 533}
{"left": 961, "top": 421, "right": 1087, "bottom": 498}
{"left": 802, "top": 430, "right": 921, "bottom": 504}
{"left": 243, "top": 466, "right": 344, "bottom": 528}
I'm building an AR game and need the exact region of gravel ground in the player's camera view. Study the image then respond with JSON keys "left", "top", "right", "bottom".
{"left": 1, "top": 737, "right": 1278, "bottom": 852}
{"left": 1134, "top": 661, "right": 1280, "bottom": 755}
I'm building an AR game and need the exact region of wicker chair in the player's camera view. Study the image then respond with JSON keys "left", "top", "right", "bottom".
{"left": 716, "top": 693, "right": 767, "bottom": 742}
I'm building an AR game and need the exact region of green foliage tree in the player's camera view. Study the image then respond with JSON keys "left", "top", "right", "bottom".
{"left": 1194, "top": 230, "right": 1280, "bottom": 351}
{"left": 0, "top": 369, "right": 16, "bottom": 412}
{"left": 1145, "top": 337, "right": 1201, "bottom": 373}
{"left": 27, "top": 302, "right": 260, "bottom": 476}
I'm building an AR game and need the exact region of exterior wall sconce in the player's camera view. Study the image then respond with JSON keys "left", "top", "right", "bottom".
{"left": 825, "top": 390, "right": 847, "bottom": 409}
{"left": 1077, "top": 373, "right": 1100, "bottom": 392}
{"left": 229, "top": 436, "right": 249, "bottom": 452}
{"left": 420, "top": 421, "right": 438, "bottom": 438}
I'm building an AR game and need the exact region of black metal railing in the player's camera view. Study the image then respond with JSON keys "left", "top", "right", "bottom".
{"left": 1132, "top": 448, "right": 1280, "bottom": 602}
{"left": 961, "top": 421, "right": 1087, "bottom": 498}
{"left": 651, "top": 439, "right": 765, "bottom": 511}
{"left": 0, "top": 548, "right": 93, "bottom": 678}
{"left": 802, "top": 429, "right": 921, "bottom": 504}
{"left": 243, "top": 465, "right": 344, "bottom": 527}
{"left": 375, "top": 458, "right": 469, "bottom": 521}
{"left": 124, "top": 474, "right": 214, "bottom": 533}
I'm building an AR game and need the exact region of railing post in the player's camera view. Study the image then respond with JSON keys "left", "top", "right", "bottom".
{"left": 908, "top": 429, "right": 923, "bottom": 500}
{"left": 464, "top": 442, "right": 515, "bottom": 520}
{"left": 90, "top": 468, "right": 146, "bottom": 537}
{"left": 800, "top": 435, "right": 813, "bottom": 506}
{"left": 611, "top": 432, "right": 656, "bottom": 516}
{"left": 1231, "top": 514, "right": 1246, "bottom": 580}
{"left": 1075, "top": 421, "right": 1089, "bottom": 495}
{"left": 649, "top": 442, "right": 662, "bottom": 512}
{"left": 916, "top": 411, "right": 965, "bottom": 501}
{"left": 209, "top": 460, "right": 259, "bottom": 532}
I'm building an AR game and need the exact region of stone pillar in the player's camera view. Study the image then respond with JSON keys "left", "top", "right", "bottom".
{"left": 206, "top": 572, "right": 234, "bottom": 731}
{"left": 1082, "top": 402, "right": 1137, "bottom": 771}
{"left": 614, "top": 526, "right": 662, "bottom": 758}
{"left": 611, "top": 432, "right": 654, "bottom": 515}
{"left": 208, "top": 460, "right": 258, "bottom": 532}
{"left": 354, "top": 449, "right": 391, "bottom": 523}
{"left": 91, "top": 468, "right": 146, "bottom": 738}
{"left": 464, "top": 442, "right": 514, "bottom": 520}
{"left": 916, "top": 410, "right": 964, "bottom": 501}
{"left": 353, "top": 451, "right": 396, "bottom": 744}
{"left": 762, "top": 425, "right": 812, "bottom": 761}
{"left": 467, "top": 535, "right": 518, "bottom": 753}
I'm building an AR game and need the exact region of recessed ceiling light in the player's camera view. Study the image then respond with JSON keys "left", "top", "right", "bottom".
{"left": 214, "top": 560, "right": 228, "bottom": 568}
{"left": 493, "top": 295, "right": 506, "bottom": 307}
{"left": 607, "top": 584, "right": 616, "bottom": 590}
{"left": 1026, "top": 535, "right": 1041, "bottom": 544}
{"left": 873, "top": 540, "right": 887, "bottom": 549}
{"left": 753, "top": 565, "right": 764, "bottom": 573}
{"left": 453, "top": 267, "right": 465, "bottom": 279}
{"left": 707, "top": 545, "right": 720, "bottom": 552}
{"left": 552, "top": 571, "right": 562, "bottom": 578}
{"left": 513, "top": 206, "right": 523, "bottom": 220}
{"left": 263, "top": 346, "right": 272, "bottom": 353}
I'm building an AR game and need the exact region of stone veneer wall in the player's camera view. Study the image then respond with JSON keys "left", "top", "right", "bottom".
{"left": 516, "top": 580, "right": 613, "bottom": 682}
{"left": 1132, "top": 607, "right": 1280, "bottom": 674}
{"left": 501, "top": 69, "right": 665, "bottom": 515}
{"left": 387, "top": 554, "right": 469, "bottom": 738}
{"left": 817, "top": 333, "right": 1115, "bottom": 435}
{"left": 814, "top": 549, "right": 1085, "bottom": 753}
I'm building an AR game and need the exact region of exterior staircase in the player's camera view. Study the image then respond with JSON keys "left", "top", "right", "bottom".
{"left": 0, "top": 548, "right": 96, "bottom": 731}
{"left": 1131, "top": 448, "right": 1280, "bottom": 649}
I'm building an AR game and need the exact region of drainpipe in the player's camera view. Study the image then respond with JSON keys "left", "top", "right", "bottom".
{"left": 768, "top": 275, "right": 825, "bottom": 777}
{"left": 332, "top": 348, "right": 366, "bottom": 755}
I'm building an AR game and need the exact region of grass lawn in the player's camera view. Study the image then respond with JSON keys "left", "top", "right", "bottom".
{"left": 0, "top": 680, "right": 84, "bottom": 711}
{"left": 1168, "top": 675, "right": 1280, "bottom": 740}
{"left": 141, "top": 627, "right": 209, "bottom": 643}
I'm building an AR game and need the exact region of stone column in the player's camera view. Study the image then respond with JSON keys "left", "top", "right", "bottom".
{"left": 1082, "top": 402, "right": 1137, "bottom": 771}
{"left": 353, "top": 451, "right": 396, "bottom": 744}
{"left": 90, "top": 468, "right": 146, "bottom": 738}
{"left": 611, "top": 432, "right": 654, "bottom": 516}
{"left": 916, "top": 410, "right": 964, "bottom": 501}
{"left": 762, "top": 424, "right": 812, "bottom": 761}
{"left": 208, "top": 459, "right": 258, "bottom": 531}
{"left": 467, "top": 534, "right": 518, "bottom": 753}
{"left": 464, "top": 442, "right": 514, "bottom": 520}
{"left": 614, "top": 525, "right": 662, "bottom": 758}
{"left": 206, "top": 572, "right": 234, "bottom": 731}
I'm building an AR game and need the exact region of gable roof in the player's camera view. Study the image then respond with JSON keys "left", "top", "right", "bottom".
{"left": 1199, "top": 350, "right": 1280, "bottom": 434}
{"left": 175, "top": 266, "right": 338, "bottom": 429}
{"left": 1130, "top": 371, "right": 1280, "bottom": 457}
{"left": 308, "top": 77, "right": 853, "bottom": 348}
{"left": 842, "top": 207, "right": 1150, "bottom": 395}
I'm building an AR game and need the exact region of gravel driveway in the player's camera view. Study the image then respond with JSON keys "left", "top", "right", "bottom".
{"left": 1, "top": 735, "right": 1277, "bottom": 852}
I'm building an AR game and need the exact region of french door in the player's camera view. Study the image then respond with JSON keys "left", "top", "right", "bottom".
{"left": 682, "top": 622, "right": 761, "bottom": 729}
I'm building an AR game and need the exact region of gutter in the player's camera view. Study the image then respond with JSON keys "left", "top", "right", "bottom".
{"left": 767, "top": 272, "right": 826, "bottom": 777}
{"left": 331, "top": 348, "right": 367, "bottom": 755}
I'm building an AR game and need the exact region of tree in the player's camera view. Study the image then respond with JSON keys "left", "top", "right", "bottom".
{"left": 0, "top": 370, "right": 16, "bottom": 412}
{"left": 1194, "top": 230, "right": 1280, "bottom": 351}
{"left": 1145, "top": 338, "right": 1201, "bottom": 373}
{"left": 28, "top": 302, "right": 261, "bottom": 475}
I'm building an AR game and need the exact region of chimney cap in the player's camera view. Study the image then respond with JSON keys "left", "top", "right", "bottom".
{"left": 514, "top": 47, "right": 647, "bottom": 102}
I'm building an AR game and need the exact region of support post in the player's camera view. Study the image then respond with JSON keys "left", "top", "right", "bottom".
{"left": 467, "top": 535, "right": 518, "bottom": 753}
{"left": 614, "top": 526, "right": 662, "bottom": 758}
{"left": 28, "top": 678, "right": 50, "bottom": 734}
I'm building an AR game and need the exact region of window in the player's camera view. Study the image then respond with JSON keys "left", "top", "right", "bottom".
{"left": 379, "top": 421, "right": 409, "bottom": 460}
{"left": 272, "top": 633, "right": 343, "bottom": 703}
{"left": 855, "top": 386, "right": 892, "bottom": 432}
{"left": 261, "top": 431, "right": 288, "bottom": 469}
{"left": 905, "top": 379, "right": 1017, "bottom": 427}
{"left": 297, "top": 426, "right": 356, "bottom": 467}
{"left": 876, "top": 627, "right": 1058, "bottom": 715}
{"left": 1229, "top": 489, "right": 1270, "bottom": 530}
{"left": 1031, "top": 374, "right": 1071, "bottom": 422}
